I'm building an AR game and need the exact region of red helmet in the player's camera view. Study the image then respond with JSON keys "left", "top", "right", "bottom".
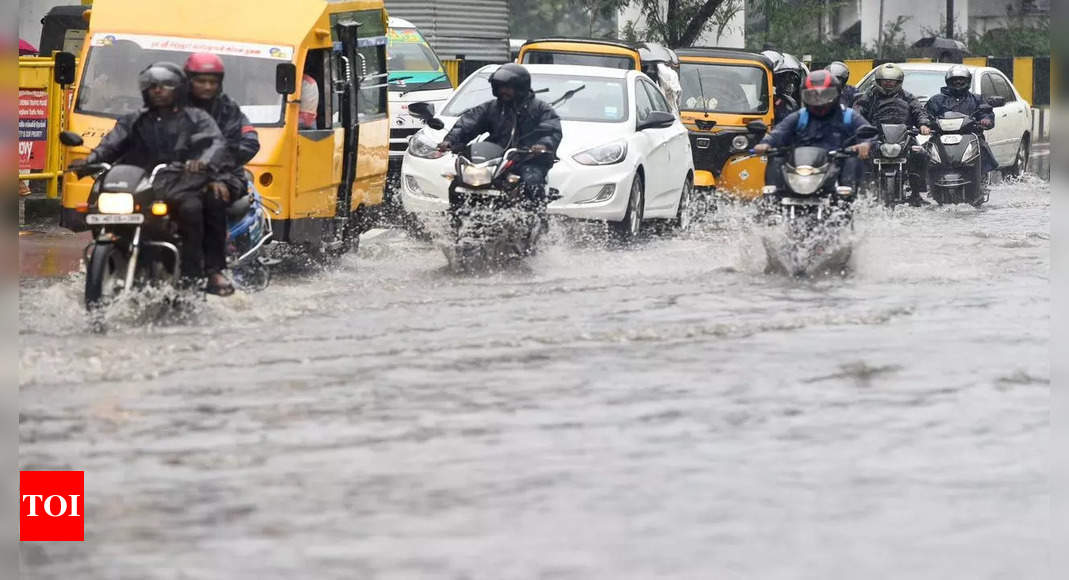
{"left": 184, "top": 53, "right": 225, "bottom": 77}
{"left": 800, "top": 70, "right": 841, "bottom": 113}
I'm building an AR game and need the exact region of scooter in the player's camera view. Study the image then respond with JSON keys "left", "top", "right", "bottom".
{"left": 750, "top": 121, "right": 879, "bottom": 276}
{"left": 925, "top": 104, "right": 994, "bottom": 207}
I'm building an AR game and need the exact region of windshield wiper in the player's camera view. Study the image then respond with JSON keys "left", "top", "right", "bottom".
{"left": 388, "top": 75, "right": 415, "bottom": 85}
{"left": 549, "top": 84, "right": 586, "bottom": 108}
{"left": 400, "top": 73, "right": 449, "bottom": 96}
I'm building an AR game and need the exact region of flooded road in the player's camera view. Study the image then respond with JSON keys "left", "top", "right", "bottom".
{"left": 19, "top": 178, "right": 1049, "bottom": 579}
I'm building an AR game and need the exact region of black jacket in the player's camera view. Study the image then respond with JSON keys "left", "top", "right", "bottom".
{"left": 191, "top": 93, "right": 260, "bottom": 191}
{"left": 88, "top": 106, "right": 226, "bottom": 171}
{"left": 840, "top": 85, "right": 858, "bottom": 108}
{"left": 925, "top": 87, "right": 995, "bottom": 127}
{"left": 444, "top": 94, "right": 562, "bottom": 169}
{"left": 853, "top": 88, "right": 930, "bottom": 128}
{"left": 761, "top": 107, "right": 872, "bottom": 151}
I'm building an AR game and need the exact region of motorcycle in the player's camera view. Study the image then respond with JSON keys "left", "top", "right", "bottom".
{"left": 925, "top": 104, "right": 994, "bottom": 207}
{"left": 750, "top": 121, "right": 879, "bottom": 276}
{"left": 59, "top": 131, "right": 273, "bottom": 311}
{"left": 444, "top": 140, "right": 555, "bottom": 273}
{"left": 869, "top": 123, "right": 917, "bottom": 207}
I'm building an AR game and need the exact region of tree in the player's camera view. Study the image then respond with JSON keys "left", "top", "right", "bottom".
{"left": 624, "top": 0, "right": 743, "bottom": 48}
{"left": 510, "top": 0, "right": 627, "bottom": 39}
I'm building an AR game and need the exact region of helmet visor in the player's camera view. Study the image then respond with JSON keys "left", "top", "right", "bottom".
{"left": 801, "top": 86, "right": 839, "bottom": 107}
{"left": 877, "top": 79, "right": 902, "bottom": 91}
{"left": 948, "top": 77, "right": 970, "bottom": 90}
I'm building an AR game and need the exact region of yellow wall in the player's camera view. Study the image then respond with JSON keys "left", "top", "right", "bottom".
{"left": 844, "top": 59, "right": 873, "bottom": 86}
{"left": 1013, "top": 56, "right": 1034, "bottom": 104}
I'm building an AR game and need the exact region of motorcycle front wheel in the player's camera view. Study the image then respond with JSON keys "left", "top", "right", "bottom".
{"left": 85, "top": 243, "right": 127, "bottom": 310}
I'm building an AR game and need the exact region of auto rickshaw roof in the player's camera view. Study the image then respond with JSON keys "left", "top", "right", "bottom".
{"left": 675, "top": 47, "right": 775, "bottom": 69}
{"left": 86, "top": 0, "right": 381, "bottom": 46}
{"left": 522, "top": 38, "right": 678, "bottom": 63}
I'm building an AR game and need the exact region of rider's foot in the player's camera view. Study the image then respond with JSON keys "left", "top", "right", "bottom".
{"left": 907, "top": 194, "right": 929, "bottom": 207}
{"left": 206, "top": 271, "right": 235, "bottom": 297}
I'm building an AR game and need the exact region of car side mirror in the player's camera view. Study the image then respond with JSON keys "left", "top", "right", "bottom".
{"left": 275, "top": 62, "right": 297, "bottom": 95}
{"left": 977, "top": 103, "right": 994, "bottom": 114}
{"left": 408, "top": 101, "right": 435, "bottom": 121}
{"left": 746, "top": 120, "right": 768, "bottom": 136}
{"left": 59, "top": 130, "right": 83, "bottom": 147}
{"left": 637, "top": 110, "right": 676, "bottom": 131}
{"left": 986, "top": 96, "right": 1005, "bottom": 108}
{"left": 855, "top": 125, "right": 880, "bottom": 140}
{"left": 426, "top": 118, "right": 445, "bottom": 130}
{"left": 53, "top": 52, "right": 77, "bottom": 86}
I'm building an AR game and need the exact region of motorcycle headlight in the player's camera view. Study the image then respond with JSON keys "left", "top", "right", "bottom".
{"left": 459, "top": 163, "right": 495, "bottom": 187}
{"left": 97, "top": 192, "right": 135, "bottom": 214}
{"left": 962, "top": 141, "right": 979, "bottom": 162}
{"left": 880, "top": 143, "right": 903, "bottom": 157}
{"left": 573, "top": 141, "right": 627, "bottom": 165}
{"left": 784, "top": 171, "right": 826, "bottom": 195}
{"left": 937, "top": 117, "right": 965, "bottom": 132}
{"left": 731, "top": 134, "right": 750, "bottom": 152}
{"left": 408, "top": 134, "right": 445, "bottom": 159}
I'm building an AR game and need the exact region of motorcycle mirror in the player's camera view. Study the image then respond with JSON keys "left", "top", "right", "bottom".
{"left": 58, "top": 131, "right": 84, "bottom": 147}
{"left": 746, "top": 120, "right": 768, "bottom": 135}
{"left": 275, "top": 63, "right": 297, "bottom": 95}
{"left": 986, "top": 96, "right": 1005, "bottom": 108}
{"left": 855, "top": 125, "right": 880, "bottom": 140}
{"left": 408, "top": 101, "right": 435, "bottom": 121}
{"left": 53, "top": 52, "right": 77, "bottom": 86}
{"left": 427, "top": 118, "right": 445, "bottom": 130}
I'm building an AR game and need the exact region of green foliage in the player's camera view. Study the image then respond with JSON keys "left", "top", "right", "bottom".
{"left": 624, "top": 0, "right": 743, "bottom": 48}
{"left": 510, "top": 0, "right": 629, "bottom": 39}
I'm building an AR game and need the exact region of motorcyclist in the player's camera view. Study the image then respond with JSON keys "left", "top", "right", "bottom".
{"left": 925, "top": 65, "right": 998, "bottom": 174}
{"left": 826, "top": 61, "right": 857, "bottom": 108}
{"left": 852, "top": 63, "right": 933, "bottom": 205}
{"left": 763, "top": 50, "right": 804, "bottom": 124}
{"left": 437, "top": 63, "right": 562, "bottom": 200}
{"left": 185, "top": 53, "right": 261, "bottom": 294}
{"left": 754, "top": 70, "right": 873, "bottom": 194}
{"left": 73, "top": 62, "right": 231, "bottom": 293}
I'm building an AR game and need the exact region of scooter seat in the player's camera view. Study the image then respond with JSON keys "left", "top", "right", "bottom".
{"left": 227, "top": 195, "right": 252, "bottom": 220}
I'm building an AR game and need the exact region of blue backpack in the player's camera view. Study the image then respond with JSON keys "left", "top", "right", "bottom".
{"left": 796, "top": 107, "right": 853, "bottom": 132}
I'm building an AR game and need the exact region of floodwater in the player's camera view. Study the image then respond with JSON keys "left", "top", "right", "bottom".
{"left": 19, "top": 177, "right": 1049, "bottom": 579}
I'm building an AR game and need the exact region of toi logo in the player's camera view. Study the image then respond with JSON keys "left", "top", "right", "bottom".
{"left": 20, "top": 471, "right": 84, "bottom": 541}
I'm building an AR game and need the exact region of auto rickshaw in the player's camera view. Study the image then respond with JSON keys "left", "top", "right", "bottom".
{"left": 675, "top": 48, "right": 775, "bottom": 202}
{"left": 517, "top": 38, "right": 677, "bottom": 78}
{"left": 57, "top": 0, "right": 390, "bottom": 256}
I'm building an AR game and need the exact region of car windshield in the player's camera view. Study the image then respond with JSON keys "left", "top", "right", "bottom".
{"left": 442, "top": 72, "right": 628, "bottom": 123}
{"left": 679, "top": 63, "right": 769, "bottom": 114}
{"left": 75, "top": 33, "right": 290, "bottom": 124}
{"left": 387, "top": 28, "right": 451, "bottom": 91}
{"left": 859, "top": 70, "right": 948, "bottom": 100}
{"left": 522, "top": 50, "right": 636, "bottom": 70}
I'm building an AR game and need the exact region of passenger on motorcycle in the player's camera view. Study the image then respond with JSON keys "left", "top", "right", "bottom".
{"left": 852, "top": 63, "right": 933, "bottom": 205}
{"left": 185, "top": 53, "right": 262, "bottom": 295}
{"left": 73, "top": 62, "right": 231, "bottom": 292}
{"left": 925, "top": 65, "right": 998, "bottom": 174}
{"left": 826, "top": 61, "right": 857, "bottom": 108}
{"left": 437, "top": 63, "right": 563, "bottom": 200}
{"left": 754, "top": 70, "right": 872, "bottom": 193}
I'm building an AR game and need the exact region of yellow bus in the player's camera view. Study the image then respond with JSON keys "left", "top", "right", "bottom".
{"left": 60, "top": 0, "right": 389, "bottom": 255}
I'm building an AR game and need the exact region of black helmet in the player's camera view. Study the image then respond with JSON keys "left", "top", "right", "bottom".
{"left": 826, "top": 61, "right": 851, "bottom": 88}
{"left": 945, "top": 65, "right": 972, "bottom": 95}
{"left": 490, "top": 63, "right": 531, "bottom": 99}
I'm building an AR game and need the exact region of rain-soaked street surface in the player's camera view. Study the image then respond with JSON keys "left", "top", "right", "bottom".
{"left": 19, "top": 177, "right": 1048, "bottom": 579}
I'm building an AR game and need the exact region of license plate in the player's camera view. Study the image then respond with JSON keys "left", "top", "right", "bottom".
{"left": 87, "top": 213, "right": 144, "bottom": 225}
{"left": 941, "top": 134, "right": 963, "bottom": 145}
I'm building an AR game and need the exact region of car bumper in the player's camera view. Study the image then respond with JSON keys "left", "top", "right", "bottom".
{"left": 545, "top": 157, "right": 638, "bottom": 222}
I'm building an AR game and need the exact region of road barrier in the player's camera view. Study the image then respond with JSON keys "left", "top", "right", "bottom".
{"left": 18, "top": 56, "right": 72, "bottom": 199}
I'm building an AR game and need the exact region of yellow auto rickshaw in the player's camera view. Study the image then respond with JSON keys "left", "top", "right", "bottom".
{"left": 516, "top": 38, "right": 679, "bottom": 79}
{"left": 675, "top": 48, "right": 775, "bottom": 201}
{"left": 57, "top": 0, "right": 390, "bottom": 255}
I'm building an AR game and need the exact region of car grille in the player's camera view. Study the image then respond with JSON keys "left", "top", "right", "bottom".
{"left": 390, "top": 127, "right": 421, "bottom": 153}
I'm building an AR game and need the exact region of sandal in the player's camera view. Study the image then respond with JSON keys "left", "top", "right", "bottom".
{"left": 206, "top": 272, "right": 236, "bottom": 297}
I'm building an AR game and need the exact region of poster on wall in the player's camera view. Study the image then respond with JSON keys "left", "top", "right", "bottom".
{"left": 18, "top": 88, "right": 49, "bottom": 172}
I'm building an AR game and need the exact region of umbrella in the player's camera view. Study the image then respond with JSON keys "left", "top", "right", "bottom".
{"left": 912, "top": 36, "right": 969, "bottom": 61}
{"left": 19, "top": 38, "right": 38, "bottom": 56}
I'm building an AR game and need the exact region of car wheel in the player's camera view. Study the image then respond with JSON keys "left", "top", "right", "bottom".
{"left": 674, "top": 176, "right": 696, "bottom": 231}
{"left": 1002, "top": 135, "right": 1030, "bottom": 178}
{"left": 611, "top": 173, "right": 644, "bottom": 241}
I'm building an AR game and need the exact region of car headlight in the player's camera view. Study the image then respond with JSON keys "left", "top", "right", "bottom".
{"left": 785, "top": 172, "right": 826, "bottom": 195}
{"left": 408, "top": 134, "right": 445, "bottom": 159}
{"left": 731, "top": 134, "right": 750, "bottom": 152}
{"left": 97, "top": 192, "right": 135, "bottom": 214}
{"left": 962, "top": 141, "right": 979, "bottom": 162}
{"left": 880, "top": 143, "right": 903, "bottom": 157}
{"left": 573, "top": 141, "right": 627, "bottom": 165}
{"left": 459, "top": 164, "right": 494, "bottom": 187}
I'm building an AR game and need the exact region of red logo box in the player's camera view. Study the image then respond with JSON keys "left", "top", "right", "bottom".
{"left": 20, "top": 471, "right": 84, "bottom": 541}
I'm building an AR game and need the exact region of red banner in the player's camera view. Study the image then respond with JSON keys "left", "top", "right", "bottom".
{"left": 18, "top": 88, "right": 49, "bottom": 172}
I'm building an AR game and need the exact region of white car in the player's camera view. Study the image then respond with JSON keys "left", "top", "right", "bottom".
{"left": 400, "top": 64, "right": 696, "bottom": 239}
{"left": 856, "top": 63, "right": 1033, "bottom": 176}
